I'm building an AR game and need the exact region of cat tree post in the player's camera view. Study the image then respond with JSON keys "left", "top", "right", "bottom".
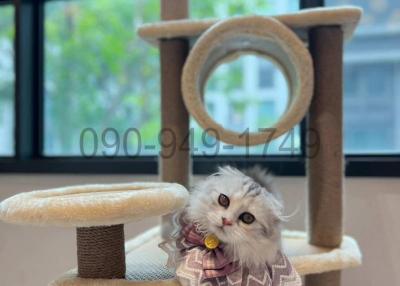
{"left": 306, "top": 26, "right": 344, "bottom": 286}
{"left": 159, "top": 0, "right": 190, "bottom": 238}
{"left": 76, "top": 225, "right": 125, "bottom": 279}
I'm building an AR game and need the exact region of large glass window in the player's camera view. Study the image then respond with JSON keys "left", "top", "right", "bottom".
{"left": 190, "top": 0, "right": 298, "bottom": 18}
{"left": 0, "top": 5, "right": 14, "bottom": 156}
{"left": 0, "top": 0, "right": 397, "bottom": 175}
{"left": 44, "top": 0, "right": 160, "bottom": 156}
{"left": 44, "top": 0, "right": 298, "bottom": 157}
{"left": 327, "top": 0, "right": 400, "bottom": 153}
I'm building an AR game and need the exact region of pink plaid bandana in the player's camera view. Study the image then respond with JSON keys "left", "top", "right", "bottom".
{"left": 160, "top": 216, "right": 302, "bottom": 286}
{"left": 179, "top": 223, "right": 240, "bottom": 279}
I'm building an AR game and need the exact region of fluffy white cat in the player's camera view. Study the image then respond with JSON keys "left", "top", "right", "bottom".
{"left": 186, "top": 166, "right": 284, "bottom": 268}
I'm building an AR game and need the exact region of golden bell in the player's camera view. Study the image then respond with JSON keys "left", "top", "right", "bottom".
{"left": 204, "top": 234, "right": 220, "bottom": 250}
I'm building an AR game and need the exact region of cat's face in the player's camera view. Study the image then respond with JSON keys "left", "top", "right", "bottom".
{"left": 186, "top": 167, "right": 283, "bottom": 248}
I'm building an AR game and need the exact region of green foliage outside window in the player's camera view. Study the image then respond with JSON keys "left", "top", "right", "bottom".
{"left": 44, "top": 0, "right": 282, "bottom": 155}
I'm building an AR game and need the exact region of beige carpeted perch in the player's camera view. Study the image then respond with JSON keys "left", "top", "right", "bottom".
{"left": 0, "top": 182, "right": 188, "bottom": 227}
{"left": 138, "top": 7, "right": 362, "bottom": 45}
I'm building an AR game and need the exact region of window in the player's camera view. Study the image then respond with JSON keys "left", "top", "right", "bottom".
{"left": 258, "top": 62, "right": 275, "bottom": 89}
{"left": 44, "top": 0, "right": 298, "bottom": 157}
{"left": 0, "top": 5, "right": 14, "bottom": 156}
{"left": 327, "top": 0, "right": 400, "bottom": 154}
{"left": 190, "top": 0, "right": 298, "bottom": 18}
{"left": 1, "top": 0, "right": 399, "bottom": 176}
{"left": 4, "top": 0, "right": 304, "bottom": 174}
{"left": 45, "top": 0, "right": 160, "bottom": 156}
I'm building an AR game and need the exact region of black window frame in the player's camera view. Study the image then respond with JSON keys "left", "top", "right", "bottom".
{"left": 0, "top": 0, "right": 399, "bottom": 176}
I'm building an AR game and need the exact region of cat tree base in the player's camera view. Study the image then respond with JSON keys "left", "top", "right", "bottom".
{"left": 50, "top": 226, "right": 361, "bottom": 286}
{"left": 0, "top": 183, "right": 189, "bottom": 285}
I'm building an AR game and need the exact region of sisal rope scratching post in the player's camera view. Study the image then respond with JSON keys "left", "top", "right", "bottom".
{"left": 76, "top": 225, "right": 125, "bottom": 279}
{"left": 306, "top": 26, "right": 344, "bottom": 286}
{"left": 305, "top": 270, "right": 341, "bottom": 286}
{"left": 160, "top": 0, "right": 191, "bottom": 239}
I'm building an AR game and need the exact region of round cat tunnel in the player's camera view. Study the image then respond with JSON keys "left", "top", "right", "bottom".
{"left": 0, "top": 182, "right": 189, "bottom": 282}
{"left": 138, "top": 6, "right": 362, "bottom": 146}
{"left": 181, "top": 16, "right": 313, "bottom": 146}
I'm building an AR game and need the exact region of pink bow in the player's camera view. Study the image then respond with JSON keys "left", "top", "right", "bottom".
{"left": 180, "top": 224, "right": 239, "bottom": 279}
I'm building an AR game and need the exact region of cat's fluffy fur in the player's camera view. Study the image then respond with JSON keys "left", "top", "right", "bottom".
{"left": 186, "top": 166, "right": 284, "bottom": 268}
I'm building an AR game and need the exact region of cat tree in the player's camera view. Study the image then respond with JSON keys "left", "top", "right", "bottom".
{"left": 0, "top": 1, "right": 362, "bottom": 286}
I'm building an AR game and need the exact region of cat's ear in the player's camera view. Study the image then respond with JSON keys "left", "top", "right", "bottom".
{"left": 242, "top": 165, "right": 284, "bottom": 204}
{"left": 242, "top": 165, "right": 274, "bottom": 191}
{"left": 217, "top": 165, "right": 243, "bottom": 177}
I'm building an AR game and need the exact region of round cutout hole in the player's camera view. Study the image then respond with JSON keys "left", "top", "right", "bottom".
{"left": 204, "top": 54, "right": 289, "bottom": 134}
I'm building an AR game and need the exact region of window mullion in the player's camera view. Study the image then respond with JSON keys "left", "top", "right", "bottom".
{"left": 14, "top": 0, "right": 43, "bottom": 159}
{"left": 300, "top": 0, "right": 325, "bottom": 8}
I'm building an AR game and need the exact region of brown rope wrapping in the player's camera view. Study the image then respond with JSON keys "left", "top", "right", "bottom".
{"left": 305, "top": 270, "right": 341, "bottom": 286}
{"left": 77, "top": 224, "right": 126, "bottom": 279}
{"left": 307, "top": 26, "right": 344, "bottom": 248}
{"left": 160, "top": 0, "right": 190, "bottom": 239}
{"left": 305, "top": 26, "right": 344, "bottom": 286}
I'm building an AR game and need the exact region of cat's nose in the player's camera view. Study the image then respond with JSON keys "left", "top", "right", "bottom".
{"left": 222, "top": 217, "right": 233, "bottom": 226}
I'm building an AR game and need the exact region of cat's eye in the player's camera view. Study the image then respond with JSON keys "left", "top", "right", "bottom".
{"left": 239, "top": 212, "right": 255, "bottom": 224}
{"left": 218, "top": 194, "right": 230, "bottom": 208}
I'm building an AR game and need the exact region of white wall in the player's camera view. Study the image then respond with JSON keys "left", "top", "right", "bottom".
{"left": 0, "top": 174, "right": 399, "bottom": 286}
